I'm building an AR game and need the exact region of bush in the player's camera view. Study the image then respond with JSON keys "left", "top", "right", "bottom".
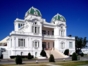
{"left": 40, "top": 50, "right": 47, "bottom": 57}
{"left": 15, "top": 55, "right": 22, "bottom": 64}
{"left": 28, "top": 53, "right": 34, "bottom": 59}
{"left": 49, "top": 54, "right": 55, "bottom": 62}
{"left": 31, "top": 55, "right": 34, "bottom": 59}
{"left": 10, "top": 55, "right": 28, "bottom": 59}
{"left": 10, "top": 56, "right": 16, "bottom": 59}
{"left": 0, "top": 54, "right": 3, "bottom": 59}
{"left": 64, "top": 49, "right": 69, "bottom": 55}
{"left": 80, "top": 53, "right": 84, "bottom": 57}
{"left": 72, "top": 52, "right": 77, "bottom": 61}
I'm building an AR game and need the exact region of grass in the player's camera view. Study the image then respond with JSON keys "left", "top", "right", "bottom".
{"left": 55, "top": 61, "right": 88, "bottom": 66}
{"left": 0, "top": 61, "right": 88, "bottom": 66}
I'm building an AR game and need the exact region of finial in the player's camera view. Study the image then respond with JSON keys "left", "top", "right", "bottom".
{"left": 32, "top": 6, "right": 34, "bottom": 8}
{"left": 57, "top": 13, "right": 59, "bottom": 15}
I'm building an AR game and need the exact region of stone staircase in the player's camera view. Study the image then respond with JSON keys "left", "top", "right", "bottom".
{"left": 45, "top": 49, "right": 69, "bottom": 59}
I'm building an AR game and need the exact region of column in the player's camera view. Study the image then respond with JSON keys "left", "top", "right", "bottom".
{"left": 14, "top": 22, "right": 18, "bottom": 31}
{"left": 54, "top": 27, "right": 59, "bottom": 38}
{"left": 54, "top": 39, "right": 59, "bottom": 50}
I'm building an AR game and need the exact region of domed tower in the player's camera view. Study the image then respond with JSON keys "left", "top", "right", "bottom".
{"left": 51, "top": 13, "right": 67, "bottom": 37}
{"left": 24, "top": 6, "right": 42, "bottom": 19}
{"left": 51, "top": 13, "right": 66, "bottom": 25}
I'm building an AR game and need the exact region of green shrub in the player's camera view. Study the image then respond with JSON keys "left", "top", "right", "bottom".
{"left": 49, "top": 54, "right": 55, "bottom": 62}
{"left": 28, "top": 53, "right": 34, "bottom": 59}
{"left": 0, "top": 54, "right": 3, "bottom": 59}
{"left": 31, "top": 55, "right": 34, "bottom": 59}
{"left": 72, "top": 52, "right": 77, "bottom": 61}
{"left": 10, "top": 55, "right": 28, "bottom": 59}
{"left": 64, "top": 49, "right": 69, "bottom": 55}
{"left": 15, "top": 55, "right": 22, "bottom": 64}
{"left": 80, "top": 53, "right": 84, "bottom": 57}
{"left": 40, "top": 50, "right": 47, "bottom": 57}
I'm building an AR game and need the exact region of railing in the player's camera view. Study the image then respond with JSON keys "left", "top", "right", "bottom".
{"left": 43, "top": 35, "right": 54, "bottom": 38}
{"left": 10, "top": 31, "right": 30, "bottom": 35}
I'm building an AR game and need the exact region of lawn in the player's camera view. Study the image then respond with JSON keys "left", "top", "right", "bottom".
{"left": 55, "top": 61, "right": 88, "bottom": 66}
{"left": 0, "top": 61, "right": 88, "bottom": 66}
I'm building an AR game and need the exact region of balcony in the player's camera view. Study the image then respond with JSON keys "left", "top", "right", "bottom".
{"left": 43, "top": 34, "right": 54, "bottom": 37}
{"left": 10, "top": 31, "right": 30, "bottom": 35}
{"left": 42, "top": 35, "right": 54, "bottom": 40}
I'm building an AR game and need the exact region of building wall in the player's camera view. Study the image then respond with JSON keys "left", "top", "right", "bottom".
{"left": 6, "top": 13, "right": 76, "bottom": 58}
{"left": 7, "top": 35, "right": 42, "bottom": 57}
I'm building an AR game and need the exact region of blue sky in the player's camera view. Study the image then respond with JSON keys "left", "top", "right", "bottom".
{"left": 0, "top": 0, "right": 88, "bottom": 40}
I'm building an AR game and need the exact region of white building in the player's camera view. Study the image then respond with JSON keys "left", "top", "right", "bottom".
{"left": 0, "top": 7, "right": 75, "bottom": 59}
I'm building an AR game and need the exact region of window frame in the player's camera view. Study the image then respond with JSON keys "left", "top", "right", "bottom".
{"left": 18, "top": 39, "right": 25, "bottom": 47}
{"left": 33, "top": 40, "right": 39, "bottom": 49}
{"left": 69, "top": 42, "right": 73, "bottom": 49}
{"left": 32, "top": 22, "right": 40, "bottom": 34}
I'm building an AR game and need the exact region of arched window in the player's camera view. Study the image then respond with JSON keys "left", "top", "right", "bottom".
{"left": 59, "top": 30, "right": 64, "bottom": 37}
{"left": 61, "top": 30, "right": 63, "bottom": 37}
{"left": 32, "top": 22, "right": 40, "bottom": 34}
{"left": 33, "top": 40, "right": 39, "bottom": 49}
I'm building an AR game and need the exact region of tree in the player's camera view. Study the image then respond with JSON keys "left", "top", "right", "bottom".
{"left": 28, "top": 53, "right": 32, "bottom": 59}
{"left": 40, "top": 50, "right": 47, "bottom": 57}
{"left": 15, "top": 55, "right": 22, "bottom": 64}
{"left": 75, "top": 36, "right": 88, "bottom": 54}
{"left": 82, "top": 37, "right": 88, "bottom": 48}
{"left": 64, "top": 49, "right": 69, "bottom": 55}
{"left": 72, "top": 52, "right": 77, "bottom": 61}
{"left": 49, "top": 54, "right": 55, "bottom": 62}
{"left": 68, "top": 35, "right": 72, "bottom": 37}
{"left": 28, "top": 53, "right": 34, "bottom": 59}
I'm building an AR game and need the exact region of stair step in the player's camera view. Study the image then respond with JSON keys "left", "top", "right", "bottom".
{"left": 45, "top": 50, "right": 69, "bottom": 59}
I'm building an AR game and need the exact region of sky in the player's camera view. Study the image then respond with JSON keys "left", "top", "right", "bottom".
{"left": 0, "top": 0, "right": 88, "bottom": 40}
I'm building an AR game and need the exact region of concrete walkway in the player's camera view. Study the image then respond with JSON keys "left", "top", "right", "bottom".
{"left": 47, "top": 63, "right": 62, "bottom": 66}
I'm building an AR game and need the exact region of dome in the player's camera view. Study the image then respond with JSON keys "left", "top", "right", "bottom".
{"left": 51, "top": 13, "right": 66, "bottom": 22}
{"left": 25, "top": 6, "right": 42, "bottom": 17}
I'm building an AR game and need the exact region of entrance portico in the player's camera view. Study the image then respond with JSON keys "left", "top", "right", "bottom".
{"left": 42, "top": 40, "right": 54, "bottom": 50}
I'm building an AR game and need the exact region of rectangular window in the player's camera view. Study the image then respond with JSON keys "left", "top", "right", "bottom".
{"left": 18, "top": 24, "right": 21, "bottom": 28}
{"left": 18, "top": 39, "right": 25, "bottom": 47}
{"left": 48, "top": 31, "right": 49, "bottom": 35}
{"left": 52, "top": 31, "right": 54, "bottom": 35}
{"left": 42, "top": 30, "right": 46, "bottom": 35}
{"left": 61, "top": 31, "right": 63, "bottom": 37}
{"left": 69, "top": 42, "right": 73, "bottom": 48}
